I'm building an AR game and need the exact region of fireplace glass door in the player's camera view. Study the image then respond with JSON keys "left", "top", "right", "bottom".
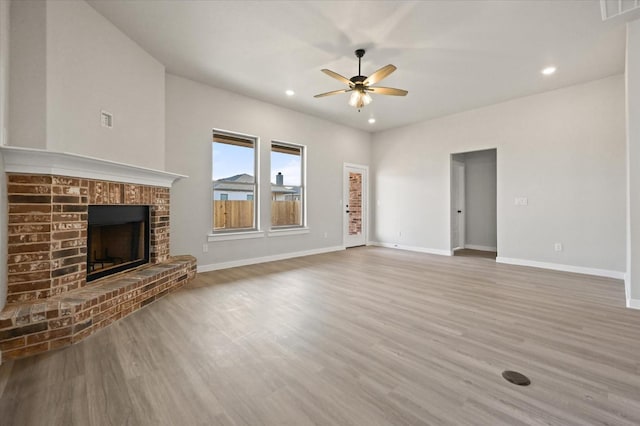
{"left": 87, "top": 205, "right": 150, "bottom": 281}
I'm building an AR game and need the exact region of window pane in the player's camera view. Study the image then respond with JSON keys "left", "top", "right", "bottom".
{"left": 271, "top": 143, "right": 302, "bottom": 227}
{"left": 213, "top": 134, "right": 256, "bottom": 231}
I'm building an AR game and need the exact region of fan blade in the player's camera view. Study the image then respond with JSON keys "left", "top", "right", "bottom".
{"left": 314, "top": 88, "right": 352, "bottom": 98}
{"left": 363, "top": 64, "right": 396, "bottom": 86}
{"left": 321, "top": 69, "right": 354, "bottom": 86}
{"left": 367, "top": 86, "right": 408, "bottom": 96}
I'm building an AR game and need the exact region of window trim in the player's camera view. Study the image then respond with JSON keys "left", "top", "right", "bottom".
{"left": 270, "top": 140, "right": 306, "bottom": 230}
{"left": 208, "top": 230, "right": 265, "bottom": 242}
{"left": 212, "top": 128, "right": 260, "bottom": 234}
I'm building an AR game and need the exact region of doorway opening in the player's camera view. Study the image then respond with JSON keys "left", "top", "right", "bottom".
{"left": 450, "top": 149, "right": 497, "bottom": 259}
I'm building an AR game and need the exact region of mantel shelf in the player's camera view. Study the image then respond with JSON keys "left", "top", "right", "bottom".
{"left": 0, "top": 146, "right": 187, "bottom": 187}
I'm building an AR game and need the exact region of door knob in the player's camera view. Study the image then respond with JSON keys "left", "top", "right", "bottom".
{"left": 457, "top": 210, "right": 462, "bottom": 213}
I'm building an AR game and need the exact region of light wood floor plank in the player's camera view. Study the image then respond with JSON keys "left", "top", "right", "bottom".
{"left": 1, "top": 246, "right": 639, "bottom": 425}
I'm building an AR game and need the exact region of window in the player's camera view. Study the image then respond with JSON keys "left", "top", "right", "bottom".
{"left": 212, "top": 131, "right": 258, "bottom": 232}
{"left": 271, "top": 141, "right": 304, "bottom": 228}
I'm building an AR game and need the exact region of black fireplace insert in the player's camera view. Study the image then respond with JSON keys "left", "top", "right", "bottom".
{"left": 87, "top": 205, "right": 150, "bottom": 281}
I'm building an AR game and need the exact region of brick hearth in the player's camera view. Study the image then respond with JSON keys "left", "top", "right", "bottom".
{"left": 1, "top": 172, "right": 196, "bottom": 361}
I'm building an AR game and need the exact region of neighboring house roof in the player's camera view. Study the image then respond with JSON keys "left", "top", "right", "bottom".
{"left": 214, "top": 174, "right": 298, "bottom": 194}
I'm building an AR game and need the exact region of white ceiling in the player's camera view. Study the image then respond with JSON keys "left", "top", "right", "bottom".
{"left": 87, "top": 0, "right": 640, "bottom": 132}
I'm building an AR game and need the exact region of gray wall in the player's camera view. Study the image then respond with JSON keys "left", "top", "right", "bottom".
{"left": 627, "top": 19, "right": 640, "bottom": 303}
{"left": 0, "top": 0, "right": 10, "bottom": 311}
{"left": 9, "top": 0, "right": 46, "bottom": 149}
{"left": 372, "top": 75, "right": 626, "bottom": 274}
{"left": 8, "top": 0, "right": 166, "bottom": 169}
{"left": 463, "top": 149, "right": 497, "bottom": 251}
{"left": 165, "top": 74, "right": 372, "bottom": 268}
{"left": 2, "top": 0, "right": 166, "bottom": 308}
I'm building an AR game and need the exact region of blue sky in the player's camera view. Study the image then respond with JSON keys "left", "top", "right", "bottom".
{"left": 212, "top": 143, "right": 301, "bottom": 186}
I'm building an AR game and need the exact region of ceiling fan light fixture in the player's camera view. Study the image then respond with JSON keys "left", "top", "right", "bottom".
{"left": 348, "top": 90, "right": 372, "bottom": 108}
{"left": 315, "top": 49, "right": 407, "bottom": 110}
{"left": 349, "top": 91, "right": 361, "bottom": 107}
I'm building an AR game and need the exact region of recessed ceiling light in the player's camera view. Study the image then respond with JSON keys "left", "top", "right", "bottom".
{"left": 368, "top": 118, "right": 376, "bottom": 124}
{"left": 541, "top": 66, "right": 557, "bottom": 76}
{"left": 285, "top": 89, "right": 295, "bottom": 96}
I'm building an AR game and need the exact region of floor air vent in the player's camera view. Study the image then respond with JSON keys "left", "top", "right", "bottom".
{"left": 502, "top": 370, "right": 531, "bottom": 386}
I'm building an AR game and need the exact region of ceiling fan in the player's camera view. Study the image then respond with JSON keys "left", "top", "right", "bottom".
{"left": 314, "top": 49, "right": 408, "bottom": 110}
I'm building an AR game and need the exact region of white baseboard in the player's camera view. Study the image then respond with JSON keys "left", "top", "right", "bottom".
{"left": 626, "top": 298, "right": 640, "bottom": 309}
{"left": 197, "top": 245, "right": 345, "bottom": 273}
{"left": 496, "top": 256, "right": 625, "bottom": 280}
{"left": 370, "top": 241, "right": 452, "bottom": 257}
{"left": 626, "top": 273, "right": 640, "bottom": 309}
{"left": 625, "top": 273, "right": 630, "bottom": 301}
{"left": 464, "top": 244, "right": 497, "bottom": 252}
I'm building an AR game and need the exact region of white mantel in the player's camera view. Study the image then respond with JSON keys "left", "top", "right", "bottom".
{"left": 0, "top": 146, "right": 187, "bottom": 187}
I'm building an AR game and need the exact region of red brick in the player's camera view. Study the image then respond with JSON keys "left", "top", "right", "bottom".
{"left": 7, "top": 261, "right": 51, "bottom": 274}
{"left": 49, "top": 317, "right": 73, "bottom": 329}
{"left": 52, "top": 176, "right": 81, "bottom": 186}
{"left": 26, "top": 326, "right": 72, "bottom": 345}
{"left": 8, "top": 242, "right": 52, "bottom": 255}
{"left": 0, "top": 336, "right": 26, "bottom": 351}
{"left": 8, "top": 213, "right": 52, "bottom": 224}
{"left": 3, "top": 342, "right": 49, "bottom": 359}
{"left": 8, "top": 233, "right": 50, "bottom": 244}
{"left": 9, "top": 174, "right": 52, "bottom": 184}
{"left": 7, "top": 280, "right": 50, "bottom": 293}
{"left": 51, "top": 230, "right": 80, "bottom": 240}
{"left": 49, "top": 336, "right": 73, "bottom": 350}
{"left": 8, "top": 184, "right": 51, "bottom": 194}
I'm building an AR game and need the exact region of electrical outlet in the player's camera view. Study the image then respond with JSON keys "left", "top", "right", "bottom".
{"left": 101, "top": 110, "right": 113, "bottom": 128}
{"left": 554, "top": 242, "right": 563, "bottom": 252}
{"left": 203, "top": 243, "right": 208, "bottom": 253}
{"left": 515, "top": 197, "right": 528, "bottom": 206}
{"left": 323, "top": 232, "right": 328, "bottom": 238}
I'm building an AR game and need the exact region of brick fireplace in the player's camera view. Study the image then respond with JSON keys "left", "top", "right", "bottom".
{"left": 0, "top": 147, "right": 196, "bottom": 361}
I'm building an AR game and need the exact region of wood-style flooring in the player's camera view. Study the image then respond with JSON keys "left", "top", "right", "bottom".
{"left": 453, "top": 248, "right": 497, "bottom": 259}
{"left": 1, "top": 246, "right": 639, "bottom": 425}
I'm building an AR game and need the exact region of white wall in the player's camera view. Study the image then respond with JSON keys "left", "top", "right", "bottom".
{"left": 46, "top": 0, "right": 165, "bottom": 169}
{"left": 373, "top": 75, "right": 626, "bottom": 275}
{"left": 627, "top": 19, "right": 640, "bottom": 304}
{"left": 1, "top": 0, "right": 9, "bottom": 146}
{"left": 463, "top": 149, "right": 497, "bottom": 251}
{"left": 165, "top": 74, "right": 371, "bottom": 268}
{"left": 0, "top": 0, "right": 9, "bottom": 311}
{"left": 8, "top": 0, "right": 165, "bottom": 169}
{"left": 9, "top": 0, "right": 46, "bottom": 149}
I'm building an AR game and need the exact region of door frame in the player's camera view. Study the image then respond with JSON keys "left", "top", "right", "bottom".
{"left": 343, "top": 163, "right": 369, "bottom": 248}
{"left": 449, "top": 148, "right": 498, "bottom": 256}
{"left": 450, "top": 157, "right": 466, "bottom": 252}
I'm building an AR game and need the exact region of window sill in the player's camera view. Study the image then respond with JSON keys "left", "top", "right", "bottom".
{"left": 208, "top": 230, "right": 265, "bottom": 242}
{"left": 268, "top": 227, "right": 310, "bottom": 237}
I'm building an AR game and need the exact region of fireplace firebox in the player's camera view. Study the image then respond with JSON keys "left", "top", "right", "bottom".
{"left": 87, "top": 205, "right": 150, "bottom": 281}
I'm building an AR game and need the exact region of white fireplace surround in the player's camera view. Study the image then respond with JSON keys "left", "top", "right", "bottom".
{"left": 0, "top": 146, "right": 187, "bottom": 187}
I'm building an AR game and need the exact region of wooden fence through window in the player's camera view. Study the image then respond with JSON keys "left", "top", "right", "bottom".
{"left": 213, "top": 200, "right": 300, "bottom": 229}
